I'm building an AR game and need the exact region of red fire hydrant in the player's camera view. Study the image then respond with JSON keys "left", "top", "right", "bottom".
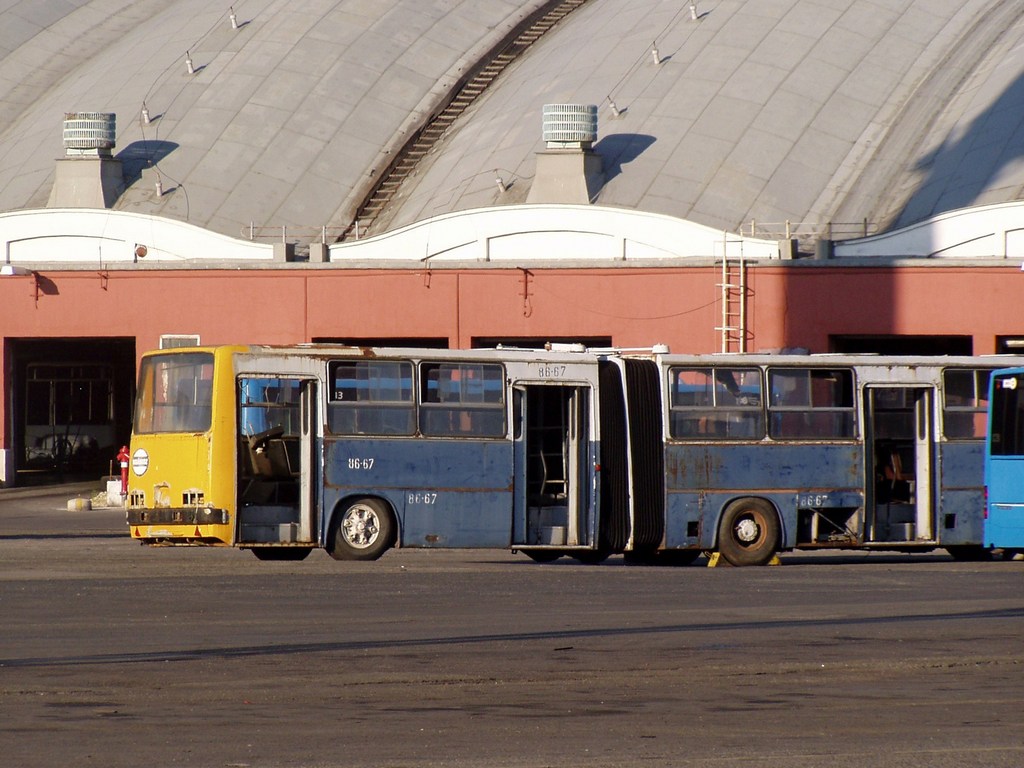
{"left": 117, "top": 445, "right": 130, "bottom": 497}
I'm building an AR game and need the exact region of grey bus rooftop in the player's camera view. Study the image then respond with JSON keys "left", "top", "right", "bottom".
{"left": 127, "top": 344, "right": 1024, "bottom": 565}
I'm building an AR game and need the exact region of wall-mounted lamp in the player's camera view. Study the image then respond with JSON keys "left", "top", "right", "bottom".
{"left": 1, "top": 264, "right": 33, "bottom": 277}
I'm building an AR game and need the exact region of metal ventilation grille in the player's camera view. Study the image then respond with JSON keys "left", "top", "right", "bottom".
{"left": 345, "top": 0, "right": 593, "bottom": 240}
{"left": 62, "top": 112, "right": 116, "bottom": 151}
{"left": 542, "top": 103, "right": 598, "bottom": 146}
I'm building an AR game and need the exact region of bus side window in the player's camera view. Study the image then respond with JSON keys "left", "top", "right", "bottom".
{"left": 420, "top": 362, "right": 505, "bottom": 438}
{"left": 942, "top": 368, "right": 989, "bottom": 440}
{"left": 768, "top": 368, "right": 854, "bottom": 439}
{"left": 668, "top": 366, "right": 764, "bottom": 440}
{"left": 327, "top": 360, "right": 415, "bottom": 436}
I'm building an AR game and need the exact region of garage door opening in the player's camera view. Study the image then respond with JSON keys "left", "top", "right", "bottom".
{"left": 8, "top": 337, "right": 135, "bottom": 485}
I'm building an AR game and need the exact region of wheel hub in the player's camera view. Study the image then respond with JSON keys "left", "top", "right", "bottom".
{"left": 344, "top": 508, "right": 379, "bottom": 547}
{"left": 735, "top": 518, "right": 760, "bottom": 543}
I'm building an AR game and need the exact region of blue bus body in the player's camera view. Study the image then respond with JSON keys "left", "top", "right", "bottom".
{"left": 653, "top": 354, "right": 1021, "bottom": 564}
{"left": 985, "top": 367, "right": 1024, "bottom": 549}
{"left": 940, "top": 439, "right": 990, "bottom": 545}
{"left": 130, "top": 344, "right": 1024, "bottom": 564}
{"left": 229, "top": 347, "right": 610, "bottom": 560}
{"left": 324, "top": 438, "right": 516, "bottom": 548}
{"left": 663, "top": 442, "right": 863, "bottom": 550}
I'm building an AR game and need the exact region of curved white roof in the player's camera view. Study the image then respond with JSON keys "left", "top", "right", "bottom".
{"left": 1, "top": 0, "right": 1023, "bottom": 245}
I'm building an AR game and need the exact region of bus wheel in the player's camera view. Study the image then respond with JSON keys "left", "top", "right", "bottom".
{"left": 717, "top": 498, "right": 779, "bottom": 567}
{"left": 328, "top": 498, "right": 395, "bottom": 561}
{"left": 252, "top": 547, "right": 313, "bottom": 561}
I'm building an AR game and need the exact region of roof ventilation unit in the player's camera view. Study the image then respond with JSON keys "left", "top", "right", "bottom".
{"left": 47, "top": 112, "right": 124, "bottom": 208}
{"left": 528, "top": 104, "right": 603, "bottom": 205}
{"left": 62, "top": 112, "right": 116, "bottom": 157}
{"left": 542, "top": 104, "right": 597, "bottom": 150}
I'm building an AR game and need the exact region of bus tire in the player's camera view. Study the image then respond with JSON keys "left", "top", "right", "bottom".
{"left": 328, "top": 498, "right": 395, "bottom": 561}
{"left": 717, "top": 498, "right": 780, "bottom": 567}
{"left": 252, "top": 547, "right": 313, "bottom": 561}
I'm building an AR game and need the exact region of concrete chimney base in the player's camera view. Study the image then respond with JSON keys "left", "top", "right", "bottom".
{"left": 47, "top": 156, "right": 124, "bottom": 208}
{"left": 527, "top": 150, "right": 603, "bottom": 205}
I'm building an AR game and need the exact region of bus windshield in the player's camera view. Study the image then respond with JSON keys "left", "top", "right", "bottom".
{"left": 134, "top": 351, "right": 214, "bottom": 433}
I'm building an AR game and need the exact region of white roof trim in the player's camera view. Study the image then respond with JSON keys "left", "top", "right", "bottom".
{"left": 330, "top": 204, "right": 782, "bottom": 262}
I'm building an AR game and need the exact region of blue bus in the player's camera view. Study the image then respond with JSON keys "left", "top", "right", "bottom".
{"left": 984, "top": 367, "right": 1024, "bottom": 551}
{"left": 127, "top": 345, "right": 1021, "bottom": 564}
{"left": 655, "top": 354, "right": 1016, "bottom": 564}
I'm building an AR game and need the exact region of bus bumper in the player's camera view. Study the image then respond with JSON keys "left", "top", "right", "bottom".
{"left": 127, "top": 507, "right": 232, "bottom": 545}
{"left": 127, "top": 507, "right": 229, "bottom": 526}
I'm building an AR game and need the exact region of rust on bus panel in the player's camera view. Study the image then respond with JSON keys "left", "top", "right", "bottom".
{"left": 665, "top": 449, "right": 722, "bottom": 487}
{"left": 153, "top": 482, "right": 171, "bottom": 508}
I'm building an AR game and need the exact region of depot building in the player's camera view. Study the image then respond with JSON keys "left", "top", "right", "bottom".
{"left": 2, "top": 0, "right": 1024, "bottom": 485}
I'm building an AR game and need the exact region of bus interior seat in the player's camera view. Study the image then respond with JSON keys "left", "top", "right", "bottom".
{"left": 882, "top": 445, "right": 913, "bottom": 504}
{"left": 245, "top": 425, "right": 293, "bottom": 479}
{"left": 539, "top": 448, "right": 567, "bottom": 499}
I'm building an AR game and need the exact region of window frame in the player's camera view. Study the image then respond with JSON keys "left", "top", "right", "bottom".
{"left": 239, "top": 377, "right": 304, "bottom": 437}
{"left": 987, "top": 372, "right": 1024, "bottom": 457}
{"left": 133, "top": 352, "right": 214, "bottom": 434}
{"left": 326, "top": 359, "right": 416, "bottom": 436}
{"left": 767, "top": 367, "right": 857, "bottom": 440}
{"left": 418, "top": 361, "right": 507, "bottom": 438}
{"left": 941, "top": 367, "right": 991, "bottom": 441}
{"left": 667, "top": 365, "right": 766, "bottom": 441}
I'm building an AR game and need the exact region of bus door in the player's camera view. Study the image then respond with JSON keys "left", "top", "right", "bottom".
{"left": 986, "top": 370, "right": 1024, "bottom": 548}
{"left": 237, "top": 376, "right": 319, "bottom": 547}
{"left": 865, "top": 386, "right": 935, "bottom": 543}
{"left": 514, "top": 384, "right": 592, "bottom": 549}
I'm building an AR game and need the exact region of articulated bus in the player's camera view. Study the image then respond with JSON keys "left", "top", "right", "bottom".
{"left": 984, "top": 367, "right": 1024, "bottom": 552}
{"left": 126, "top": 345, "right": 1023, "bottom": 565}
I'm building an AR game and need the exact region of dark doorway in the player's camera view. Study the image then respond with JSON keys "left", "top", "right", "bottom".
{"left": 8, "top": 337, "right": 135, "bottom": 485}
{"left": 996, "top": 336, "right": 1024, "bottom": 354}
{"left": 473, "top": 336, "right": 613, "bottom": 350}
{"left": 830, "top": 335, "right": 972, "bottom": 356}
{"left": 312, "top": 337, "right": 449, "bottom": 348}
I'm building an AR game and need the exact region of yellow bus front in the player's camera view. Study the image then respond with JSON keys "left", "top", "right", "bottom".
{"left": 126, "top": 347, "right": 243, "bottom": 546}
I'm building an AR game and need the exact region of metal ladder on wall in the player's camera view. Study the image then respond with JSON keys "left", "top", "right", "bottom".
{"left": 715, "top": 237, "right": 747, "bottom": 353}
